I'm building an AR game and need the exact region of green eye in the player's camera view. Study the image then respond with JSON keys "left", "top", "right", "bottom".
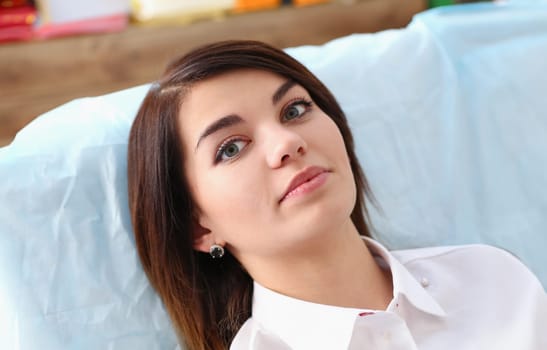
{"left": 223, "top": 143, "right": 240, "bottom": 158}
{"left": 283, "top": 99, "right": 312, "bottom": 121}
{"left": 215, "top": 139, "right": 249, "bottom": 163}
{"left": 284, "top": 104, "right": 306, "bottom": 120}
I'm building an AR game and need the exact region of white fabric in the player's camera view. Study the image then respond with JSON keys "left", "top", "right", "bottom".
{"left": 231, "top": 238, "right": 547, "bottom": 349}
{"left": 1, "top": 2, "right": 547, "bottom": 349}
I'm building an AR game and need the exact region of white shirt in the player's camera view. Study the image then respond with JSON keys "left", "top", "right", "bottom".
{"left": 231, "top": 238, "right": 547, "bottom": 349}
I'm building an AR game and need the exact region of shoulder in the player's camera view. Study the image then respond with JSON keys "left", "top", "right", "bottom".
{"left": 230, "top": 318, "right": 254, "bottom": 349}
{"left": 392, "top": 243, "right": 544, "bottom": 292}
{"left": 392, "top": 243, "right": 520, "bottom": 267}
{"left": 230, "top": 318, "right": 291, "bottom": 350}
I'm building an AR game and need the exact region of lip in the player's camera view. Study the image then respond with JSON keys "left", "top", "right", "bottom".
{"left": 279, "top": 166, "right": 330, "bottom": 203}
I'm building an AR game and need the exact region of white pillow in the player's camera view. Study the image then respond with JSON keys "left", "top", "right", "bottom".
{"left": 1, "top": 2, "right": 546, "bottom": 349}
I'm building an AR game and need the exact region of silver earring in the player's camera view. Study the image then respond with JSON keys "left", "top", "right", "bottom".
{"left": 209, "top": 244, "right": 225, "bottom": 259}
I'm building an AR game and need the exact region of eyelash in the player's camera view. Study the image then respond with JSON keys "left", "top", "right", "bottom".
{"left": 213, "top": 97, "right": 314, "bottom": 164}
{"left": 282, "top": 98, "right": 313, "bottom": 121}
{"left": 214, "top": 137, "right": 250, "bottom": 164}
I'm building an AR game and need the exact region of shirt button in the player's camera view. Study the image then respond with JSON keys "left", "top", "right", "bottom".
{"left": 420, "top": 277, "right": 430, "bottom": 288}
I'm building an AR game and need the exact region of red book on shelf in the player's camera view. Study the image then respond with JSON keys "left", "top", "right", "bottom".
{"left": 0, "top": 4, "right": 36, "bottom": 42}
{"left": 0, "top": 23, "right": 32, "bottom": 42}
{"left": 0, "top": 0, "right": 30, "bottom": 8}
{"left": 0, "top": 4, "right": 37, "bottom": 27}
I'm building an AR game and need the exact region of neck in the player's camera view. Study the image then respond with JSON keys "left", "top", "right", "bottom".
{"left": 248, "top": 220, "right": 393, "bottom": 310}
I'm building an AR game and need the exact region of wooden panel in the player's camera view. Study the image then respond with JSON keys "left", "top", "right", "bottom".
{"left": 0, "top": 0, "right": 424, "bottom": 147}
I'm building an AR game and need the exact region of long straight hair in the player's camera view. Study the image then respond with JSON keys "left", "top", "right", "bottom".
{"left": 127, "top": 40, "right": 375, "bottom": 350}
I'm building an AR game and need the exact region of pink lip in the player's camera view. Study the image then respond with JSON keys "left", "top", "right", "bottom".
{"left": 279, "top": 166, "right": 330, "bottom": 203}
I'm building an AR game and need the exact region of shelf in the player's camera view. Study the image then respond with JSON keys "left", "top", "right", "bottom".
{"left": 0, "top": 0, "right": 425, "bottom": 147}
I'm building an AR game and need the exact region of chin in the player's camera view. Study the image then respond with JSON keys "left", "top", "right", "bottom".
{"left": 303, "top": 190, "right": 354, "bottom": 228}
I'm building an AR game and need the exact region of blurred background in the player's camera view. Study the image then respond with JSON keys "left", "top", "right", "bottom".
{"left": 0, "top": 0, "right": 486, "bottom": 147}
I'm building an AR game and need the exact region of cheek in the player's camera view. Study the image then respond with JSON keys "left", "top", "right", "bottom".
{"left": 195, "top": 171, "right": 273, "bottom": 246}
{"left": 192, "top": 165, "right": 268, "bottom": 221}
{"left": 317, "top": 118, "right": 356, "bottom": 197}
{"left": 315, "top": 117, "right": 350, "bottom": 163}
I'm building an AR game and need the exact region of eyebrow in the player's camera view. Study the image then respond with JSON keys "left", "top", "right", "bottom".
{"left": 272, "top": 80, "right": 296, "bottom": 105}
{"left": 195, "top": 79, "right": 297, "bottom": 150}
{"left": 196, "top": 114, "right": 243, "bottom": 150}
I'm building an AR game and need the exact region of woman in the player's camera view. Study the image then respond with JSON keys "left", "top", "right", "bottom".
{"left": 127, "top": 40, "right": 546, "bottom": 350}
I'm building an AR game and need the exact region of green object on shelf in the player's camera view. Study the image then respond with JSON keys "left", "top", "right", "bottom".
{"left": 430, "top": 0, "right": 454, "bottom": 7}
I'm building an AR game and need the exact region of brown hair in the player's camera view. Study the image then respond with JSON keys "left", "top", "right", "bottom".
{"left": 127, "top": 40, "right": 375, "bottom": 350}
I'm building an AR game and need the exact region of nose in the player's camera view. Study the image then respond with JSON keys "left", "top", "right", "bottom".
{"left": 265, "top": 126, "right": 307, "bottom": 168}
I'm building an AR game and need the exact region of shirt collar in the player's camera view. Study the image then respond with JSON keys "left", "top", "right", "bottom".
{"left": 251, "top": 237, "right": 446, "bottom": 349}
{"left": 253, "top": 281, "right": 362, "bottom": 349}
{"left": 364, "top": 237, "right": 446, "bottom": 318}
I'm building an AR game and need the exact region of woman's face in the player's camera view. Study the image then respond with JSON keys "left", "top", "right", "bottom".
{"left": 179, "top": 69, "right": 356, "bottom": 265}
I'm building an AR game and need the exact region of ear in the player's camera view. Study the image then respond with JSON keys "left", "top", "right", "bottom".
{"left": 192, "top": 218, "right": 218, "bottom": 254}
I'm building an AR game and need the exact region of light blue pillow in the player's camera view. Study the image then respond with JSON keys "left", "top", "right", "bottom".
{"left": 1, "top": 2, "right": 546, "bottom": 349}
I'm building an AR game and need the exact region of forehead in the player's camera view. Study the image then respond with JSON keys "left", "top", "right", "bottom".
{"left": 187, "top": 69, "right": 287, "bottom": 102}
{"left": 177, "top": 69, "right": 297, "bottom": 141}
